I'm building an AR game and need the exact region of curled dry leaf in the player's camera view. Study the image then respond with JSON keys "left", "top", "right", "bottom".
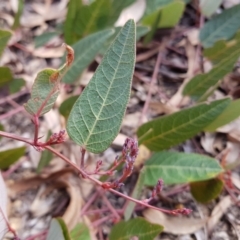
{"left": 207, "top": 196, "right": 233, "bottom": 232}
{"left": 143, "top": 209, "right": 206, "bottom": 235}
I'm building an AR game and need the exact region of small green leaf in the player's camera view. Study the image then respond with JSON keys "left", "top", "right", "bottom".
{"left": 205, "top": 99, "right": 240, "bottom": 132}
{"left": 183, "top": 42, "right": 240, "bottom": 101}
{"left": 0, "top": 124, "right": 4, "bottom": 140}
{"left": 200, "top": 0, "right": 222, "bottom": 17}
{"left": 0, "top": 29, "right": 12, "bottom": 57}
{"left": 137, "top": 98, "right": 230, "bottom": 151}
{"left": 24, "top": 47, "right": 71, "bottom": 116}
{"left": 34, "top": 32, "right": 59, "bottom": 48}
{"left": 12, "top": 0, "right": 24, "bottom": 30}
{"left": 67, "top": 20, "right": 136, "bottom": 153}
{"left": 124, "top": 172, "right": 145, "bottom": 221}
{"left": 200, "top": 4, "right": 240, "bottom": 48}
{"left": 0, "top": 147, "right": 26, "bottom": 170}
{"left": 190, "top": 178, "right": 223, "bottom": 203}
{"left": 109, "top": 217, "right": 163, "bottom": 240}
{"left": 63, "top": 29, "right": 114, "bottom": 84}
{"left": 59, "top": 96, "right": 78, "bottom": 119}
{"left": 70, "top": 223, "right": 91, "bottom": 240}
{"left": 9, "top": 78, "right": 25, "bottom": 94}
{"left": 0, "top": 67, "right": 13, "bottom": 88}
{"left": 143, "top": 151, "right": 223, "bottom": 185}
{"left": 46, "top": 218, "right": 70, "bottom": 240}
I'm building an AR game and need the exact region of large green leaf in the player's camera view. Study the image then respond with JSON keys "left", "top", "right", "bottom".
{"left": 64, "top": 0, "right": 83, "bottom": 45}
{"left": 63, "top": 29, "right": 114, "bottom": 83}
{"left": 200, "top": 4, "right": 240, "bottom": 48}
{"left": 109, "top": 217, "right": 163, "bottom": 240}
{"left": 0, "top": 67, "right": 13, "bottom": 88}
{"left": 137, "top": 99, "right": 230, "bottom": 151}
{"left": 204, "top": 32, "right": 240, "bottom": 65}
{"left": 24, "top": 47, "right": 71, "bottom": 116}
{"left": 70, "top": 223, "right": 91, "bottom": 240}
{"left": 0, "top": 147, "right": 26, "bottom": 170}
{"left": 0, "top": 29, "right": 12, "bottom": 58}
{"left": 67, "top": 20, "right": 136, "bottom": 153}
{"left": 205, "top": 99, "right": 240, "bottom": 132}
{"left": 143, "top": 151, "right": 223, "bottom": 185}
{"left": 59, "top": 96, "right": 78, "bottom": 119}
{"left": 46, "top": 219, "right": 70, "bottom": 240}
{"left": 190, "top": 178, "right": 223, "bottom": 203}
{"left": 200, "top": 0, "right": 222, "bottom": 17}
{"left": 183, "top": 40, "right": 240, "bottom": 101}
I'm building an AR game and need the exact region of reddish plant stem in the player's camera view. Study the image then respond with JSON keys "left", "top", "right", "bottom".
{"left": 80, "top": 191, "right": 99, "bottom": 216}
{"left": 33, "top": 115, "right": 39, "bottom": 145}
{"left": 84, "top": 207, "right": 122, "bottom": 216}
{"left": 92, "top": 215, "right": 115, "bottom": 228}
{"left": 80, "top": 148, "right": 86, "bottom": 168}
{"left": 138, "top": 50, "right": 162, "bottom": 126}
{"left": 0, "top": 106, "right": 24, "bottom": 121}
{"left": 0, "top": 89, "right": 28, "bottom": 105}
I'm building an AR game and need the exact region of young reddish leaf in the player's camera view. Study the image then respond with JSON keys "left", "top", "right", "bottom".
{"left": 109, "top": 217, "right": 163, "bottom": 240}
{"left": 190, "top": 178, "right": 223, "bottom": 203}
{"left": 143, "top": 151, "right": 223, "bottom": 185}
{"left": 67, "top": 20, "right": 136, "bottom": 153}
{"left": 0, "top": 146, "right": 26, "bottom": 170}
{"left": 137, "top": 98, "right": 230, "bottom": 151}
{"left": 24, "top": 45, "right": 74, "bottom": 116}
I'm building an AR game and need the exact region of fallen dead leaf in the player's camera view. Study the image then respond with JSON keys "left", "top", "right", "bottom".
{"left": 134, "top": 145, "right": 151, "bottom": 169}
{"left": 143, "top": 209, "right": 206, "bottom": 235}
{"left": 207, "top": 196, "right": 233, "bottom": 232}
{"left": 33, "top": 46, "right": 65, "bottom": 58}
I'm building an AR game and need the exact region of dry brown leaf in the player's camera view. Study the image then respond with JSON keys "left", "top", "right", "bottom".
{"left": 33, "top": 46, "right": 65, "bottom": 58}
{"left": 134, "top": 145, "right": 151, "bottom": 169}
{"left": 123, "top": 112, "right": 141, "bottom": 128}
{"left": 207, "top": 196, "right": 233, "bottom": 232}
{"left": 149, "top": 101, "right": 179, "bottom": 115}
{"left": 112, "top": 133, "right": 127, "bottom": 148}
{"left": 186, "top": 28, "right": 200, "bottom": 46}
{"left": 143, "top": 209, "right": 206, "bottom": 234}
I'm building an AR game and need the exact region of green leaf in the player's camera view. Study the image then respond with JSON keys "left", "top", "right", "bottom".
{"left": 205, "top": 99, "right": 240, "bottom": 132}
{"left": 124, "top": 172, "right": 145, "bottom": 221}
{"left": 67, "top": 20, "right": 136, "bottom": 153}
{"left": 0, "top": 124, "right": 4, "bottom": 140}
{"left": 204, "top": 31, "right": 240, "bottom": 65}
{"left": 9, "top": 78, "right": 25, "bottom": 94}
{"left": 190, "top": 178, "right": 223, "bottom": 203}
{"left": 59, "top": 96, "right": 78, "bottom": 119}
{"left": 74, "top": 0, "right": 112, "bottom": 39}
{"left": 137, "top": 98, "right": 230, "bottom": 151}
{"left": 63, "top": 29, "right": 114, "bottom": 84}
{"left": 142, "top": 0, "right": 185, "bottom": 28}
{"left": 34, "top": 32, "right": 59, "bottom": 48}
{"left": 46, "top": 218, "right": 70, "bottom": 240}
{"left": 0, "top": 67, "right": 13, "bottom": 88}
{"left": 109, "top": 217, "right": 163, "bottom": 240}
{"left": 183, "top": 38, "right": 240, "bottom": 101}
{"left": 64, "top": 0, "right": 83, "bottom": 44}
{"left": 37, "top": 131, "right": 53, "bottom": 173}
{"left": 56, "top": 218, "right": 71, "bottom": 240}
{"left": 200, "top": 0, "right": 222, "bottom": 17}
{"left": 143, "top": 151, "right": 223, "bottom": 185}
{"left": 0, "top": 29, "right": 12, "bottom": 57}
{"left": 24, "top": 47, "right": 71, "bottom": 116}
{"left": 200, "top": 4, "right": 240, "bottom": 48}
{"left": 70, "top": 223, "right": 91, "bottom": 240}
{"left": 12, "top": 0, "right": 24, "bottom": 29}
{"left": 0, "top": 147, "right": 26, "bottom": 170}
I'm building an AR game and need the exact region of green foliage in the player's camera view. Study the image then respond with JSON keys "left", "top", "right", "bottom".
{"left": 0, "top": 67, "right": 13, "bottom": 88}
{"left": 34, "top": 32, "right": 59, "bottom": 48}
{"left": 199, "top": 0, "right": 222, "bottom": 17}
{"left": 137, "top": 98, "right": 230, "bottom": 151}
{"left": 70, "top": 223, "right": 91, "bottom": 240}
{"left": 67, "top": 20, "right": 136, "bottom": 153}
{"left": 0, "top": 29, "right": 12, "bottom": 57}
{"left": 205, "top": 99, "right": 240, "bottom": 131}
{"left": 9, "top": 78, "right": 25, "bottom": 94}
{"left": 63, "top": 29, "right": 114, "bottom": 83}
{"left": 0, "top": 146, "right": 26, "bottom": 170}
{"left": 0, "top": 124, "right": 3, "bottom": 140}
{"left": 59, "top": 96, "right": 78, "bottom": 119}
{"left": 200, "top": 4, "right": 240, "bottom": 48}
{"left": 190, "top": 178, "right": 223, "bottom": 203}
{"left": 12, "top": 0, "right": 24, "bottom": 30}
{"left": 46, "top": 219, "right": 71, "bottom": 240}
{"left": 142, "top": 0, "right": 185, "bottom": 28}
{"left": 109, "top": 217, "right": 163, "bottom": 240}
{"left": 143, "top": 151, "right": 223, "bottom": 185}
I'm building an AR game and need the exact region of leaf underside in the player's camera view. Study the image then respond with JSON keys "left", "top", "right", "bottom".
{"left": 137, "top": 98, "right": 230, "bottom": 151}
{"left": 67, "top": 19, "right": 136, "bottom": 153}
{"left": 143, "top": 151, "right": 223, "bottom": 185}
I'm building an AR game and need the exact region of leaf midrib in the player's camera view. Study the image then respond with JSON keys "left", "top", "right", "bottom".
{"left": 84, "top": 26, "right": 131, "bottom": 147}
